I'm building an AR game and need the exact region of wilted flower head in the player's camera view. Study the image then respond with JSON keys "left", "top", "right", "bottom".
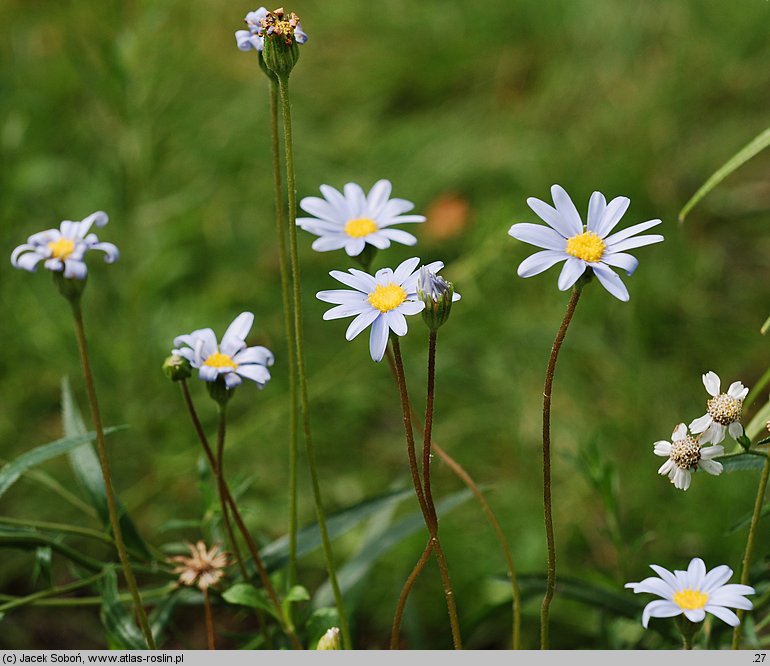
{"left": 653, "top": 423, "right": 723, "bottom": 491}
{"left": 298, "top": 180, "right": 425, "bottom": 258}
{"left": 316, "top": 257, "right": 456, "bottom": 362}
{"left": 690, "top": 371, "right": 748, "bottom": 445}
{"left": 316, "top": 627, "right": 341, "bottom": 650}
{"left": 508, "top": 185, "right": 663, "bottom": 301}
{"left": 170, "top": 542, "right": 228, "bottom": 591}
{"left": 11, "top": 211, "right": 119, "bottom": 281}
{"left": 253, "top": 8, "right": 307, "bottom": 76}
{"left": 626, "top": 558, "right": 754, "bottom": 628}
{"left": 172, "top": 312, "right": 274, "bottom": 391}
{"left": 417, "top": 265, "right": 461, "bottom": 331}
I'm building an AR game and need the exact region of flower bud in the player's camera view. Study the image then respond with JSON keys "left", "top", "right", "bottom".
{"left": 260, "top": 8, "right": 306, "bottom": 78}
{"left": 316, "top": 627, "right": 341, "bottom": 650}
{"left": 417, "top": 266, "right": 457, "bottom": 331}
{"left": 163, "top": 354, "right": 192, "bottom": 382}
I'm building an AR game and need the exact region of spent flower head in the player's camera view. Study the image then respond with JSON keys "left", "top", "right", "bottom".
{"left": 258, "top": 7, "right": 307, "bottom": 77}
{"left": 654, "top": 423, "right": 723, "bottom": 491}
{"left": 625, "top": 557, "right": 754, "bottom": 628}
{"left": 508, "top": 185, "right": 663, "bottom": 301}
{"left": 170, "top": 541, "right": 228, "bottom": 591}
{"left": 417, "top": 265, "right": 461, "bottom": 331}
{"left": 316, "top": 257, "right": 456, "bottom": 362}
{"left": 172, "top": 312, "right": 274, "bottom": 392}
{"left": 11, "top": 211, "right": 119, "bottom": 281}
{"left": 235, "top": 7, "right": 307, "bottom": 53}
{"left": 298, "top": 180, "right": 425, "bottom": 258}
{"left": 689, "top": 371, "right": 748, "bottom": 445}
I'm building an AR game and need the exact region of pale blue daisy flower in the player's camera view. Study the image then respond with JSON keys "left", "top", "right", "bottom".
{"left": 626, "top": 558, "right": 754, "bottom": 628}
{"left": 316, "top": 257, "right": 459, "bottom": 362}
{"left": 299, "top": 180, "right": 425, "bottom": 257}
{"left": 235, "top": 7, "right": 307, "bottom": 52}
{"left": 11, "top": 211, "right": 119, "bottom": 280}
{"left": 172, "top": 312, "right": 274, "bottom": 389}
{"left": 508, "top": 184, "right": 664, "bottom": 301}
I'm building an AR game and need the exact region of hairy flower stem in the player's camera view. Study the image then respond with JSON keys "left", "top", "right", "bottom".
{"left": 390, "top": 538, "right": 434, "bottom": 649}
{"left": 203, "top": 587, "right": 216, "bottom": 650}
{"left": 70, "top": 302, "right": 156, "bottom": 649}
{"left": 269, "top": 78, "right": 300, "bottom": 593}
{"left": 540, "top": 284, "right": 583, "bottom": 650}
{"left": 180, "top": 383, "right": 303, "bottom": 650}
{"left": 390, "top": 337, "right": 462, "bottom": 650}
{"left": 732, "top": 451, "right": 770, "bottom": 649}
{"left": 215, "top": 404, "right": 248, "bottom": 581}
{"left": 277, "top": 74, "right": 350, "bottom": 649}
{"left": 385, "top": 346, "right": 521, "bottom": 648}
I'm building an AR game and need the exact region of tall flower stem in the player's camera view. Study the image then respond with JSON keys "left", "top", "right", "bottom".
{"left": 540, "top": 284, "right": 583, "bottom": 649}
{"left": 385, "top": 346, "right": 521, "bottom": 648}
{"left": 179, "top": 382, "right": 302, "bottom": 650}
{"left": 390, "top": 337, "right": 462, "bottom": 650}
{"left": 203, "top": 587, "right": 216, "bottom": 650}
{"left": 277, "top": 73, "right": 350, "bottom": 649}
{"left": 269, "top": 77, "right": 300, "bottom": 592}
{"left": 69, "top": 302, "right": 156, "bottom": 650}
{"left": 732, "top": 451, "right": 770, "bottom": 649}
{"left": 390, "top": 538, "right": 434, "bottom": 649}
{"left": 214, "top": 404, "right": 248, "bottom": 581}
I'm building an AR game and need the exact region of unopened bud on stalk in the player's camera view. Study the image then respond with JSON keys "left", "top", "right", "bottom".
{"left": 417, "top": 265, "right": 459, "bottom": 331}
{"left": 163, "top": 354, "right": 192, "bottom": 382}
{"left": 316, "top": 627, "right": 341, "bottom": 650}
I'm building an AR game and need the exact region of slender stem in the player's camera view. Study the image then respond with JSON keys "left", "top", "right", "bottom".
{"left": 391, "top": 337, "right": 462, "bottom": 649}
{"left": 0, "top": 516, "right": 114, "bottom": 546}
{"left": 179, "top": 382, "right": 303, "bottom": 650}
{"left": 732, "top": 451, "right": 770, "bottom": 649}
{"left": 540, "top": 284, "right": 583, "bottom": 650}
{"left": 0, "top": 572, "right": 105, "bottom": 613}
{"left": 215, "top": 404, "right": 248, "bottom": 581}
{"left": 390, "top": 539, "right": 434, "bottom": 649}
{"left": 277, "top": 74, "right": 350, "bottom": 649}
{"left": 0, "top": 584, "right": 175, "bottom": 608}
{"left": 203, "top": 587, "right": 216, "bottom": 650}
{"left": 422, "top": 332, "right": 438, "bottom": 527}
{"left": 385, "top": 347, "right": 521, "bottom": 648}
{"left": 70, "top": 302, "right": 156, "bottom": 649}
{"left": 683, "top": 634, "right": 692, "bottom": 650}
{"left": 269, "top": 78, "right": 300, "bottom": 592}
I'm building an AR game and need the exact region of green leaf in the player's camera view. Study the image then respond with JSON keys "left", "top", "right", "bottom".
{"left": 148, "top": 589, "right": 180, "bottom": 646}
{"left": 313, "top": 487, "right": 474, "bottom": 608}
{"left": 284, "top": 585, "right": 310, "bottom": 604}
{"left": 99, "top": 567, "right": 147, "bottom": 649}
{"left": 0, "top": 429, "right": 121, "bottom": 500}
{"left": 0, "top": 526, "right": 103, "bottom": 571}
{"left": 32, "top": 546, "right": 53, "bottom": 588}
{"left": 259, "top": 487, "right": 414, "bottom": 573}
{"left": 222, "top": 583, "right": 277, "bottom": 619}
{"left": 61, "top": 378, "right": 151, "bottom": 560}
{"left": 679, "top": 126, "right": 770, "bottom": 222}
{"left": 716, "top": 452, "right": 768, "bottom": 473}
{"left": 727, "top": 503, "right": 770, "bottom": 534}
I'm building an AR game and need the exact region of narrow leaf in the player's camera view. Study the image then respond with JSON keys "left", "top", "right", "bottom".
{"left": 99, "top": 568, "right": 146, "bottom": 649}
{"left": 747, "top": 397, "right": 770, "bottom": 440}
{"left": 679, "top": 126, "right": 770, "bottom": 222}
{"left": 716, "top": 452, "right": 768, "bottom": 473}
{"left": 727, "top": 503, "right": 770, "bottom": 535}
{"left": 222, "top": 583, "right": 278, "bottom": 619}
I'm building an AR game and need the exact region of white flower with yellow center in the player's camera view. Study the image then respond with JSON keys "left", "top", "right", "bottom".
{"left": 172, "top": 312, "right": 274, "bottom": 390}
{"left": 11, "top": 211, "right": 119, "bottom": 280}
{"left": 654, "top": 423, "right": 723, "bottom": 491}
{"left": 316, "top": 257, "right": 459, "bottom": 362}
{"left": 626, "top": 558, "right": 754, "bottom": 627}
{"left": 508, "top": 184, "right": 663, "bottom": 301}
{"left": 689, "top": 371, "right": 749, "bottom": 445}
{"left": 298, "top": 180, "right": 425, "bottom": 257}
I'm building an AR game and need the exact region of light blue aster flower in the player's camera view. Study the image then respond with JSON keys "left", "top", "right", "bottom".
{"left": 235, "top": 7, "right": 307, "bottom": 53}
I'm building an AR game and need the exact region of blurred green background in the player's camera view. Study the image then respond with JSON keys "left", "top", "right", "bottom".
{"left": 2, "top": 0, "right": 770, "bottom": 650}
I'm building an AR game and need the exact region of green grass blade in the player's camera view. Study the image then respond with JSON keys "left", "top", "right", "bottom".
{"left": 99, "top": 567, "right": 146, "bottom": 649}
{"left": 679, "top": 126, "right": 770, "bottom": 222}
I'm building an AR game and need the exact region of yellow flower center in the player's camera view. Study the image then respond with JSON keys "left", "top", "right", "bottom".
{"left": 565, "top": 231, "right": 605, "bottom": 263}
{"left": 344, "top": 217, "right": 378, "bottom": 238}
{"left": 368, "top": 283, "right": 407, "bottom": 313}
{"left": 204, "top": 352, "right": 238, "bottom": 370}
{"left": 673, "top": 588, "right": 708, "bottom": 611}
{"left": 48, "top": 238, "right": 75, "bottom": 260}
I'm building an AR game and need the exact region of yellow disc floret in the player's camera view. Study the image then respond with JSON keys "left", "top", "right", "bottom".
{"left": 204, "top": 352, "right": 238, "bottom": 370}
{"left": 344, "top": 218, "right": 378, "bottom": 238}
{"left": 48, "top": 238, "right": 76, "bottom": 260}
{"left": 368, "top": 283, "right": 407, "bottom": 313}
{"left": 565, "top": 231, "right": 606, "bottom": 263}
{"left": 673, "top": 588, "right": 708, "bottom": 611}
